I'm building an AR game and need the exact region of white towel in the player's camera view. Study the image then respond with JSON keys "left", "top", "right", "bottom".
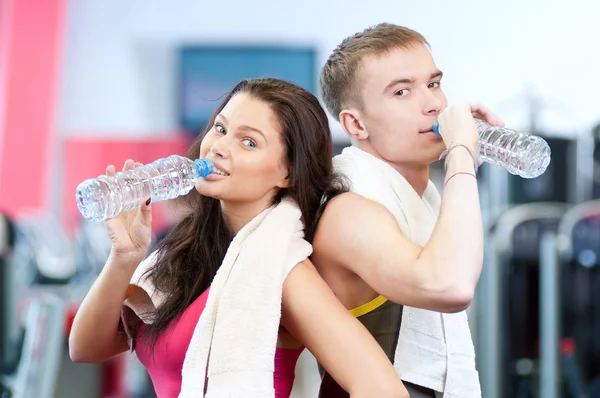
{"left": 123, "top": 197, "right": 312, "bottom": 397}
{"left": 334, "top": 146, "right": 481, "bottom": 398}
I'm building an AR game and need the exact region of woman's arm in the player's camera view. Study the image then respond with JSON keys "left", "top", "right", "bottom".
{"left": 69, "top": 253, "right": 136, "bottom": 362}
{"left": 280, "top": 259, "right": 409, "bottom": 398}
{"left": 69, "top": 160, "right": 153, "bottom": 363}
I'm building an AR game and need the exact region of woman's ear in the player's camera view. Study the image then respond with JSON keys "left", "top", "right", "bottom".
{"left": 277, "top": 165, "right": 291, "bottom": 189}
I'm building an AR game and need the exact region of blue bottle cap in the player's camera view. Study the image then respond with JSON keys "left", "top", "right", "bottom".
{"left": 194, "top": 158, "right": 215, "bottom": 178}
{"left": 432, "top": 120, "right": 441, "bottom": 136}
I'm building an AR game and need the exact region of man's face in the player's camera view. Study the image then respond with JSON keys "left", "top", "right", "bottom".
{"left": 354, "top": 44, "right": 448, "bottom": 166}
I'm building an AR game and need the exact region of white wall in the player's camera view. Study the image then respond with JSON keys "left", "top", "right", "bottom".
{"left": 57, "top": 0, "right": 600, "bottom": 141}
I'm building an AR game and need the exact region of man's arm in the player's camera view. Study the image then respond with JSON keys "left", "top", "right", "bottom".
{"left": 314, "top": 150, "right": 482, "bottom": 313}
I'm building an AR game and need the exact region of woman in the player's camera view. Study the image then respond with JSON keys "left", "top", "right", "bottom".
{"left": 69, "top": 78, "right": 408, "bottom": 397}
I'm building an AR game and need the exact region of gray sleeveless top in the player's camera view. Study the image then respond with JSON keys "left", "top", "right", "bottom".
{"left": 317, "top": 297, "right": 436, "bottom": 397}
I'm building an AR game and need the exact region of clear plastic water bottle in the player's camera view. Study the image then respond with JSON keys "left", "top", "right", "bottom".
{"left": 433, "top": 119, "right": 551, "bottom": 178}
{"left": 76, "top": 155, "right": 216, "bottom": 222}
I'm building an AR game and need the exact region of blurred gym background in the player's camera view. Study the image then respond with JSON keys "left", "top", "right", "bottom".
{"left": 1, "top": 0, "right": 599, "bottom": 397}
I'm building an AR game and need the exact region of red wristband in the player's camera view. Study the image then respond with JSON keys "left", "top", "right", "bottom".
{"left": 444, "top": 171, "right": 477, "bottom": 188}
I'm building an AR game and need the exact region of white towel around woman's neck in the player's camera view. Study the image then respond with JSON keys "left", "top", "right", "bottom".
{"left": 333, "top": 146, "right": 481, "bottom": 398}
{"left": 123, "top": 197, "right": 312, "bottom": 397}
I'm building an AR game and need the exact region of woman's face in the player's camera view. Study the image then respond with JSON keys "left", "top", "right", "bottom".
{"left": 196, "top": 93, "right": 289, "bottom": 206}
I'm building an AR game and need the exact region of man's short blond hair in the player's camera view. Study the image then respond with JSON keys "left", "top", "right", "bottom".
{"left": 320, "top": 23, "right": 429, "bottom": 120}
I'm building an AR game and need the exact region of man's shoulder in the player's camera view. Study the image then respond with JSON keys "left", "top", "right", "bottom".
{"left": 314, "top": 192, "right": 400, "bottom": 258}
{"left": 320, "top": 191, "right": 389, "bottom": 222}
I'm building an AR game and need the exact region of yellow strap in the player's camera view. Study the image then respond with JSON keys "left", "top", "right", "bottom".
{"left": 350, "top": 295, "right": 388, "bottom": 317}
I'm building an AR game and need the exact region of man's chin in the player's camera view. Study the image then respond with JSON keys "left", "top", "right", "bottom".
{"left": 426, "top": 146, "right": 446, "bottom": 164}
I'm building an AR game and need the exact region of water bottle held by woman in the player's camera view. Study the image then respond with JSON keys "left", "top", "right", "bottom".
{"left": 76, "top": 155, "right": 216, "bottom": 222}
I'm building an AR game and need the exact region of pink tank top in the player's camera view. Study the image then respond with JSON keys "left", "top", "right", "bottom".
{"left": 135, "top": 287, "right": 304, "bottom": 398}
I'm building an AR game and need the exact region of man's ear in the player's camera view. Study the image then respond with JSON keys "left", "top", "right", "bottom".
{"left": 339, "top": 108, "right": 369, "bottom": 141}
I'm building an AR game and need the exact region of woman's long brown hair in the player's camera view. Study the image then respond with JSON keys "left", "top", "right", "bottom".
{"left": 136, "top": 78, "right": 347, "bottom": 351}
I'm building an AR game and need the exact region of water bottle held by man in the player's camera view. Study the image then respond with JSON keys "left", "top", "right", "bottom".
{"left": 433, "top": 119, "right": 551, "bottom": 178}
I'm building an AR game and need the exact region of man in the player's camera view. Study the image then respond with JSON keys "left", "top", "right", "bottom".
{"left": 312, "top": 23, "right": 505, "bottom": 397}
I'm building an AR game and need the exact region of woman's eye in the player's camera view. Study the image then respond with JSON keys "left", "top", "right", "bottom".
{"left": 242, "top": 139, "right": 256, "bottom": 148}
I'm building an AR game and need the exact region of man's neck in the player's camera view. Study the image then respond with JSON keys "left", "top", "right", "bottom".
{"left": 389, "top": 162, "right": 430, "bottom": 197}
{"left": 355, "top": 144, "right": 430, "bottom": 197}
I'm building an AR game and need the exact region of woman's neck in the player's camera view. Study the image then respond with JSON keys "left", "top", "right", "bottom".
{"left": 220, "top": 196, "right": 276, "bottom": 235}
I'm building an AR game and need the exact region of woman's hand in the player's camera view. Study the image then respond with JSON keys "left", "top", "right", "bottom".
{"left": 104, "top": 159, "right": 153, "bottom": 264}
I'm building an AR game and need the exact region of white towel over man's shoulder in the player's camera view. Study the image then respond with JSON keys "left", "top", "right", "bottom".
{"left": 121, "top": 197, "right": 312, "bottom": 398}
{"left": 334, "top": 146, "right": 481, "bottom": 398}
